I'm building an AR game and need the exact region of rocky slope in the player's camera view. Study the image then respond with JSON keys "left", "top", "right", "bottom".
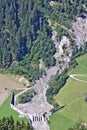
{"left": 15, "top": 14, "right": 87, "bottom": 130}
{"left": 71, "top": 14, "right": 87, "bottom": 46}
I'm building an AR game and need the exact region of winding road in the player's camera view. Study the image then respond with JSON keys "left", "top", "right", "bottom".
{"left": 70, "top": 74, "right": 87, "bottom": 83}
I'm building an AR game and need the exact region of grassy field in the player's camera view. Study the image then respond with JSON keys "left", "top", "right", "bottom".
{"left": 50, "top": 53, "right": 87, "bottom": 130}
{"left": 69, "top": 54, "right": 87, "bottom": 74}
{"left": 0, "top": 74, "right": 24, "bottom": 89}
{"left": 74, "top": 75, "right": 87, "bottom": 81}
{"left": 50, "top": 112, "right": 73, "bottom": 130}
{"left": 0, "top": 95, "right": 27, "bottom": 122}
{"left": 0, "top": 73, "right": 27, "bottom": 122}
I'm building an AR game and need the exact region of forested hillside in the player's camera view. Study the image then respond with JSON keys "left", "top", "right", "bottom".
{"left": 0, "top": 116, "right": 33, "bottom": 130}
{"left": 0, "top": 0, "right": 87, "bottom": 82}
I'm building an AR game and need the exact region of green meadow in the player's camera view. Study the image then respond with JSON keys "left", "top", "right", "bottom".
{"left": 50, "top": 53, "right": 87, "bottom": 130}
{"left": 0, "top": 73, "right": 26, "bottom": 122}
{"left": 74, "top": 75, "right": 87, "bottom": 81}
{"left": 0, "top": 95, "right": 27, "bottom": 122}
{"left": 50, "top": 112, "right": 73, "bottom": 130}
{"left": 69, "top": 54, "right": 87, "bottom": 74}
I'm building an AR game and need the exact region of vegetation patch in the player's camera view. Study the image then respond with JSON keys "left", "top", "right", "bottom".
{"left": 74, "top": 75, "right": 87, "bottom": 82}
{"left": 0, "top": 0, "right": 86, "bottom": 83}
{"left": 18, "top": 89, "right": 35, "bottom": 103}
{"left": 69, "top": 53, "right": 87, "bottom": 74}
{"left": 0, "top": 95, "right": 27, "bottom": 123}
{"left": 68, "top": 119, "right": 87, "bottom": 130}
{"left": 50, "top": 54, "right": 87, "bottom": 130}
{"left": 46, "top": 69, "right": 68, "bottom": 113}
{"left": 0, "top": 116, "right": 33, "bottom": 130}
{"left": 50, "top": 112, "right": 73, "bottom": 130}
